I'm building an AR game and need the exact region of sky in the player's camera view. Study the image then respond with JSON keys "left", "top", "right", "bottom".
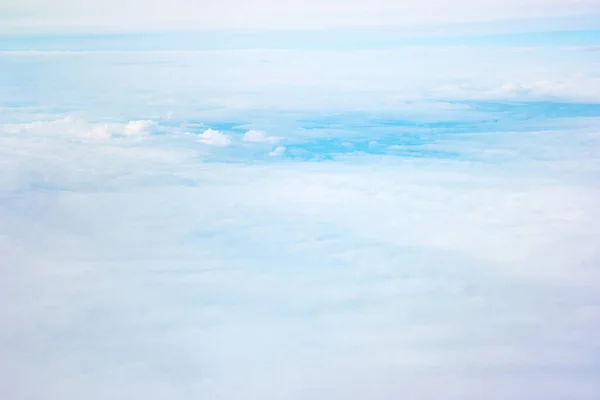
{"left": 2, "top": 0, "right": 600, "bottom": 33}
{"left": 1, "top": 1, "right": 600, "bottom": 399}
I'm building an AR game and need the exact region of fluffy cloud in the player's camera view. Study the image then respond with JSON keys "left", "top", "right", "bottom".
{"left": 123, "top": 119, "right": 156, "bottom": 136}
{"left": 198, "top": 128, "right": 232, "bottom": 146}
{"left": 268, "top": 145, "right": 286, "bottom": 157}
{"left": 243, "top": 129, "right": 280, "bottom": 143}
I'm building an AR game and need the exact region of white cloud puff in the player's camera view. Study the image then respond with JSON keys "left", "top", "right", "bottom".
{"left": 199, "top": 128, "right": 232, "bottom": 146}
{"left": 243, "top": 129, "right": 280, "bottom": 143}
{"left": 269, "top": 146, "right": 286, "bottom": 157}
{"left": 85, "top": 124, "right": 112, "bottom": 139}
{"left": 123, "top": 120, "right": 156, "bottom": 136}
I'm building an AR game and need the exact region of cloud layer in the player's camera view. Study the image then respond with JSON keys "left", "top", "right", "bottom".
{"left": 1, "top": 38, "right": 600, "bottom": 400}
{"left": 2, "top": 118, "right": 600, "bottom": 399}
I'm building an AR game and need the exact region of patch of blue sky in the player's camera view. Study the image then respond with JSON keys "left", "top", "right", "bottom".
{"left": 468, "top": 101, "right": 600, "bottom": 119}
{"left": 193, "top": 101, "right": 599, "bottom": 158}
{"left": 191, "top": 101, "right": 600, "bottom": 140}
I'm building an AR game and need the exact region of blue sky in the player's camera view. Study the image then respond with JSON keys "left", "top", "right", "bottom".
{"left": 1, "top": 2, "right": 600, "bottom": 399}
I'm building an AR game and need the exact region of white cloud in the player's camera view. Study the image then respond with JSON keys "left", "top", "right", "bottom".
{"left": 123, "top": 119, "right": 156, "bottom": 136}
{"left": 198, "top": 128, "right": 232, "bottom": 146}
{"left": 431, "top": 75, "right": 600, "bottom": 103}
{"left": 1, "top": 117, "right": 160, "bottom": 139}
{"left": 2, "top": 116, "right": 112, "bottom": 139}
{"left": 85, "top": 124, "right": 112, "bottom": 139}
{"left": 243, "top": 129, "right": 280, "bottom": 143}
{"left": 269, "top": 146, "right": 286, "bottom": 157}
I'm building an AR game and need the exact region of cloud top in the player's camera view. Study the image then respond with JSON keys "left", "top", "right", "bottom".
{"left": 198, "top": 128, "right": 232, "bottom": 146}
{"left": 243, "top": 129, "right": 280, "bottom": 143}
{"left": 123, "top": 120, "right": 156, "bottom": 136}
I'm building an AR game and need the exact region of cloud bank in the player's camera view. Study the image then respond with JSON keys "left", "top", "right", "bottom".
{"left": 2, "top": 117, "right": 600, "bottom": 399}
{"left": 2, "top": 117, "right": 159, "bottom": 139}
{"left": 1, "top": 36, "right": 600, "bottom": 400}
